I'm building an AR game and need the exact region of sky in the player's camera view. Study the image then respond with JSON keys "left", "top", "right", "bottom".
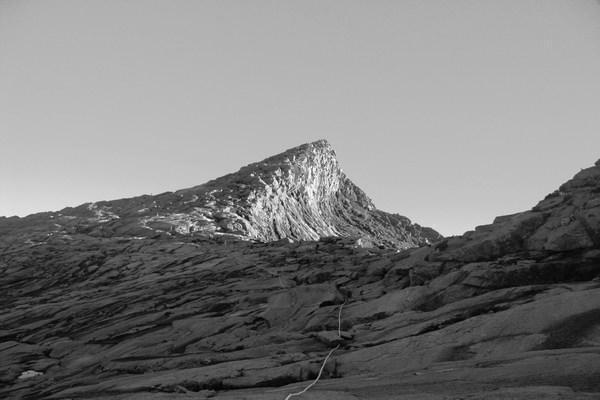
{"left": 2, "top": 0, "right": 600, "bottom": 236}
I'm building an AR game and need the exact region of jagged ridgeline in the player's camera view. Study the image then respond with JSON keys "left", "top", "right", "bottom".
{"left": 0, "top": 140, "right": 441, "bottom": 249}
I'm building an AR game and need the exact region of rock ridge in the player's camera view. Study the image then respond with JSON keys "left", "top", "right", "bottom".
{"left": 0, "top": 140, "right": 441, "bottom": 249}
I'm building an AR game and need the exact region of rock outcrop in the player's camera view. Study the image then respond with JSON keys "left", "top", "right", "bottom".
{"left": 1, "top": 152, "right": 600, "bottom": 400}
{"left": 0, "top": 140, "right": 441, "bottom": 250}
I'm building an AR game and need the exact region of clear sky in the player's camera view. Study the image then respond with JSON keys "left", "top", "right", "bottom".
{"left": 2, "top": 1, "right": 600, "bottom": 236}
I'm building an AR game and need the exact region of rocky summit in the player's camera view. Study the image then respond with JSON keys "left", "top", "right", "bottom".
{"left": 0, "top": 140, "right": 440, "bottom": 250}
{"left": 1, "top": 148, "right": 600, "bottom": 400}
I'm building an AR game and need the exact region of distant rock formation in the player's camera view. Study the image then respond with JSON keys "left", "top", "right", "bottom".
{"left": 0, "top": 140, "right": 441, "bottom": 249}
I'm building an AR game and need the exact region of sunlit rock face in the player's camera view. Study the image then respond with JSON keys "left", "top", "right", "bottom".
{"left": 0, "top": 140, "right": 441, "bottom": 249}
{"left": 181, "top": 139, "right": 441, "bottom": 248}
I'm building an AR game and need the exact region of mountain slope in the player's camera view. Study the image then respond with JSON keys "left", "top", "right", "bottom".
{"left": 0, "top": 140, "right": 441, "bottom": 249}
{"left": 1, "top": 156, "right": 600, "bottom": 400}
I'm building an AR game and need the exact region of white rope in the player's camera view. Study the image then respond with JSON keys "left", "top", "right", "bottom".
{"left": 283, "top": 344, "right": 340, "bottom": 400}
{"left": 338, "top": 301, "right": 345, "bottom": 338}
{"left": 283, "top": 300, "right": 345, "bottom": 399}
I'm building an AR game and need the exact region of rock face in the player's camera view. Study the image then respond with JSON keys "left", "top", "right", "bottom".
{"left": 0, "top": 140, "right": 441, "bottom": 250}
{"left": 1, "top": 153, "right": 600, "bottom": 400}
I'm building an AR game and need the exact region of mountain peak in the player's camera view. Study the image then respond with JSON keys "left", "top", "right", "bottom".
{"left": 239, "top": 139, "right": 338, "bottom": 181}
{"left": 165, "top": 140, "right": 440, "bottom": 247}
{"left": 291, "top": 138, "right": 333, "bottom": 151}
{"left": 260, "top": 139, "right": 334, "bottom": 162}
{"left": 223, "top": 139, "right": 340, "bottom": 185}
{"left": 1, "top": 141, "right": 442, "bottom": 249}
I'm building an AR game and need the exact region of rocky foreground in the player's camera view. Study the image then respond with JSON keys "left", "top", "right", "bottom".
{"left": 1, "top": 148, "right": 600, "bottom": 399}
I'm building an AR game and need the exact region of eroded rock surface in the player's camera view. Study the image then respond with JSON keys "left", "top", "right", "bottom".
{"left": 0, "top": 140, "right": 440, "bottom": 250}
{"left": 1, "top": 154, "right": 600, "bottom": 400}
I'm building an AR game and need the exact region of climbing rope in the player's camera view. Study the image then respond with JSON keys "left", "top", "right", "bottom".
{"left": 283, "top": 300, "right": 346, "bottom": 400}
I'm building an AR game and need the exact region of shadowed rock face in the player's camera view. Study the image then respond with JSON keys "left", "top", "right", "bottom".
{"left": 1, "top": 154, "right": 600, "bottom": 400}
{"left": 0, "top": 140, "right": 441, "bottom": 249}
